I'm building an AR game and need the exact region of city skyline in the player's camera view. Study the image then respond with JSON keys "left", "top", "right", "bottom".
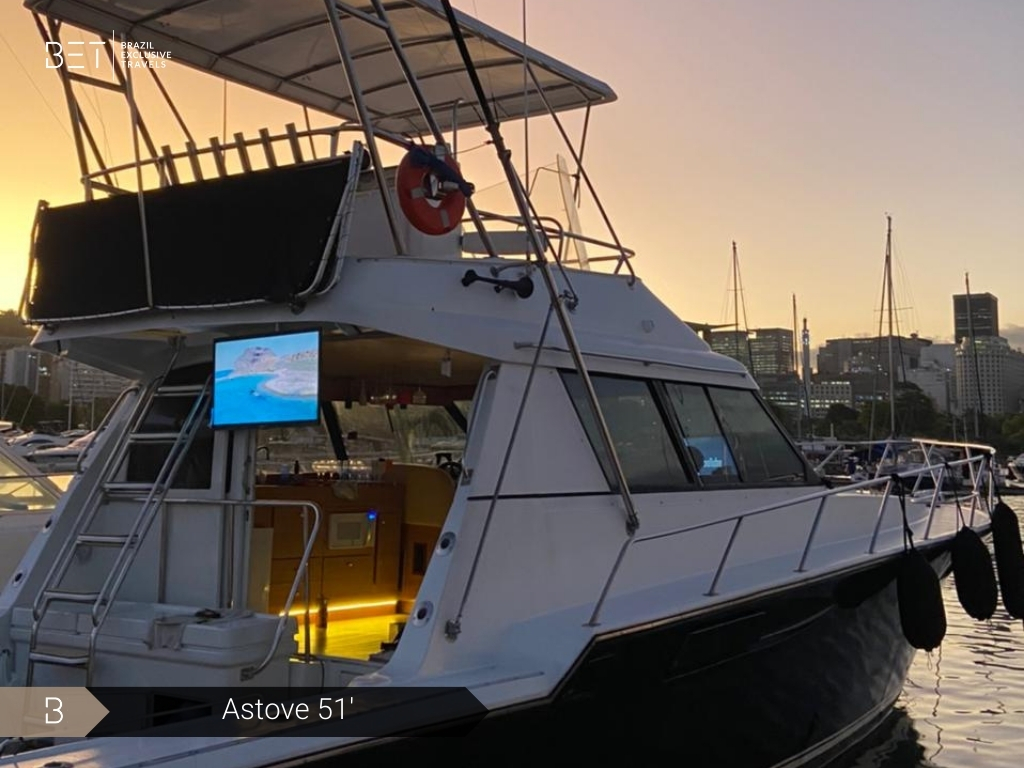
{"left": 0, "top": 1, "right": 1021, "bottom": 344}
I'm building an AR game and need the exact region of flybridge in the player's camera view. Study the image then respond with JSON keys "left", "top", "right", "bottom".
{"left": 21, "top": 0, "right": 636, "bottom": 326}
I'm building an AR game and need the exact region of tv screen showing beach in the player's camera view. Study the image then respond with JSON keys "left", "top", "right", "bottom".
{"left": 210, "top": 330, "right": 321, "bottom": 429}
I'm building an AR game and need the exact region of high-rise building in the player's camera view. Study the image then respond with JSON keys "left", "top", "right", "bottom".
{"left": 953, "top": 292, "right": 998, "bottom": 343}
{"left": 3, "top": 347, "right": 45, "bottom": 394}
{"left": 55, "top": 359, "right": 134, "bottom": 403}
{"left": 808, "top": 381, "right": 854, "bottom": 419}
{"left": 955, "top": 336, "right": 1024, "bottom": 415}
{"left": 816, "top": 335, "right": 931, "bottom": 378}
{"left": 709, "top": 327, "right": 794, "bottom": 379}
{"left": 748, "top": 328, "right": 794, "bottom": 378}
{"left": 709, "top": 330, "right": 752, "bottom": 371}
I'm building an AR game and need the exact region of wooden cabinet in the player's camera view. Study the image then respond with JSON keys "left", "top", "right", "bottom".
{"left": 254, "top": 482, "right": 404, "bottom": 614}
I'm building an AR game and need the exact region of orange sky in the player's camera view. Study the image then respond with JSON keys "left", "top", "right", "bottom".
{"left": 1, "top": 0, "right": 1021, "bottom": 346}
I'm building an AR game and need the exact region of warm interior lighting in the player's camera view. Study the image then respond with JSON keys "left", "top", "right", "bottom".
{"left": 280, "top": 599, "right": 396, "bottom": 617}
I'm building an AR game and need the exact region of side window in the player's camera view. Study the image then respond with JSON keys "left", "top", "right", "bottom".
{"left": 663, "top": 383, "right": 739, "bottom": 484}
{"left": 561, "top": 372, "right": 693, "bottom": 493}
{"left": 705, "top": 387, "right": 809, "bottom": 483}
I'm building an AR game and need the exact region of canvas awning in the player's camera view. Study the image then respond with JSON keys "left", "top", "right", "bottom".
{"left": 25, "top": 0, "right": 616, "bottom": 136}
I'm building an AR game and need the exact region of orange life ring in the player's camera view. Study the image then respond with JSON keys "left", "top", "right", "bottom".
{"left": 395, "top": 145, "right": 468, "bottom": 236}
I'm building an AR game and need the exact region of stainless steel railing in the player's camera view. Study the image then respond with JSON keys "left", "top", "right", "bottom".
{"left": 588, "top": 448, "right": 995, "bottom": 624}
{"left": 149, "top": 497, "right": 322, "bottom": 681}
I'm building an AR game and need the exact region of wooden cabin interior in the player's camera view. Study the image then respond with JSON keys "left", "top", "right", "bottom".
{"left": 243, "top": 332, "right": 487, "bottom": 661}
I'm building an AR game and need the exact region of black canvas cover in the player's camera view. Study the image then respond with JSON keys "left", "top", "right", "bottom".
{"left": 25, "top": 156, "right": 356, "bottom": 321}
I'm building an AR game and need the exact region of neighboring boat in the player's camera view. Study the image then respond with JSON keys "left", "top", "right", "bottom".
{"left": 1009, "top": 454, "right": 1024, "bottom": 478}
{"left": 25, "top": 431, "right": 97, "bottom": 474}
{"left": 0, "top": 439, "right": 64, "bottom": 589}
{"left": 1, "top": 1, "right": 1001, "bottom": 767}
{"left": 816, "top": 218, "right": 965, "bottom": 494}
{"left": 4, "top": 432, "right": 70, "bottom": 458}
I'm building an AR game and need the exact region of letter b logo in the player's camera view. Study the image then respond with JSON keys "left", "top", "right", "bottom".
{"left": 45, "top": 42, "right": 63, "bottom": 68}
{"left": 45, "top": 696, "right": 64, "bottom": 724}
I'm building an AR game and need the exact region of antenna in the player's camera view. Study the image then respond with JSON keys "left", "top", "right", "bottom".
{"left": 802, "top": 317, "right": 812, "bottom": 432}
{"left": 522, "top": 0, "right": 529, "bottom": 192}
{"left": 884, "top": 214, "right": 895, "bottom": 437}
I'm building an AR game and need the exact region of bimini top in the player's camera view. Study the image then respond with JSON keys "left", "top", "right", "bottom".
{"left": 24, "top": 0, "right": 616, "bottom": 136}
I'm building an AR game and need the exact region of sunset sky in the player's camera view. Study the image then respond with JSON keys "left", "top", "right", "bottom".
{"left": 0, "top": 0, "right": 1021, "bottom": 347}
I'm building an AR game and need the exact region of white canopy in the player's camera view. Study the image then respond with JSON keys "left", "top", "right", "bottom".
{"left": 26, "top": 0, "right": 617, "bottom": 136}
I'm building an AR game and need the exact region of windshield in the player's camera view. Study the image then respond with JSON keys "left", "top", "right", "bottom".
{"left": 0, "top": 449, "right": 62, "bottom": 512}
{"left": 255, "top": 401, "right": 469, "bottom": 478}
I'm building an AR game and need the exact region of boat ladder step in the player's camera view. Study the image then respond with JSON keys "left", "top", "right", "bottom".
{"left": 41, "top": 589, "right": 102, "bottom": 604}
{"left": 104, "top": 481, "right": 165, "bottom": 496}
{"left": 26, "top": 371, "right": 212, "bottom": 686}
{"left": 28, "top": 646, "right": 90, "bottom": 667}
{"left": 77, "top": 533, "right": 132, "bottom": 547}
{"left": 127, "top": 432, "right": 185, "bottom": 443}
{"left": 155, "top": 384, "right": 207, "bottom": 396}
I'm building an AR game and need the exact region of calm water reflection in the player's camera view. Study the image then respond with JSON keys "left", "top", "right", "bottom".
{"left": 847, "top": 496, "right": 1024, "bottom": 768}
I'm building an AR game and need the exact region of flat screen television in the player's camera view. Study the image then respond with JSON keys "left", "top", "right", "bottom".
{"left": 210, "top": 329, "right": 321, "bottom": 430}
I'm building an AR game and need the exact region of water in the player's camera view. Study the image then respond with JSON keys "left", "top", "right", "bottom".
{"left": 210, "top": 372, "right": 318, "bottom": 428}
{"left": 846, "top": 496, "right": 1024, "bottom": 767}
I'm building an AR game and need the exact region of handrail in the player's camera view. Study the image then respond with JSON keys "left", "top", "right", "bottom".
{"left": 635, "top": 453, "right": 990, "bottom": 547}
{"left": 582, "top": 450, "right": 994, "bottom": 620}
{"left": 74, "top": 384, "right": 141, "bottom": 473}
{"left": 152, "top": 497, "right": 322, "bottom": 681}
{"left": 81, "top": 124, "right": 358, "bottom": 188}
{"left": 0, "top": 473, "right": 70, "bottom": 482}
{"left": 30, "top": 366, "right": 164, "bottom": 624}
{"left": 471, "top": 209, "right": 636, "bottom": 266}
{"left": 812, "top": 436, "right": 996, "bottom": 476}
{"left": 303, "top": 140, "right": 366, "bottom": 299}
{"left": 87, "top": 375, "right": 215, "bottom": 686}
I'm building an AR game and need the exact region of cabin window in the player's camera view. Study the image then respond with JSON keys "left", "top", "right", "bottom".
{"left": 704, "top": 387, "right": 810, "bottom": 484}
{"left": 0, "top": 453, "right": 61, "bottom": 512}
{"left": 126, "top": 389, "right": 214, "bottom": 489}
{"left": 560, "top": 372, "right": 693, "bottom": 493}
{"left": 662, "top": 383, "right": 740, "bottom": 484}
{"left": 255, "top": 403, "right": 467, "bottom": 479}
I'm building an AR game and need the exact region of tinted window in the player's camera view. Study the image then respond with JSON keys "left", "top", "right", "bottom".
{"left": 125, "top": 393, "right": 214, "bottom": 488}
{"left": 663, "top": 383, "right": 739, "bottom": 484}
{"left": 561, "top": 372, "right": 692, "bottom": 493}
{"left": 706, "top": 387, "right": 809, "bottom": 483}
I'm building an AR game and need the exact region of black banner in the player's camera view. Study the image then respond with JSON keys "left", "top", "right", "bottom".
{"left": 85, "top": 687, "right": 487, "bottom": 738}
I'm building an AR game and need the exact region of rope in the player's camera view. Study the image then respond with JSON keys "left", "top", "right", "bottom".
{"left": 892, "top": 473, "right": 915, "bottom": 552}
{"left": 943, "top": 461, "right": 967, "bottom": 529}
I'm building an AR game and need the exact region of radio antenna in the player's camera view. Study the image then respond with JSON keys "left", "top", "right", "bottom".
{"left": 522, "top": 0, "right": 529, "bottom": 192}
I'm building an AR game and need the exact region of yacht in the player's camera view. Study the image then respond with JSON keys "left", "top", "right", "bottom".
{"left": 25, "top": 431, "right": 98, "bottom": 474}
{"left": 0, "top": 439, "right": 64, "bottom": 589}
{"left": 4, "top": 432, "right": 70, "bottom": 458}
{"left": 1, "top": 1, "right": 999, "bottom": 766}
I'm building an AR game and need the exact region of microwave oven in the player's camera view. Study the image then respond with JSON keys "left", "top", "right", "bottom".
{"left": 328, "top": 511, "right": 377, "bottom": 550}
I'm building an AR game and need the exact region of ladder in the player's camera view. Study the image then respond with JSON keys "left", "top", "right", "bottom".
{"left": 26, "top": 375, "right": 212, "bottom": 686}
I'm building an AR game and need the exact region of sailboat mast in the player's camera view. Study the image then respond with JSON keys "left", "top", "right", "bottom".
{"left": 792, "top": 294, "right": 799, "bottom": 374}
{"left": 884, "top": 215, "right": 896, "bottom": 437}
{"left": 792, "top": 294, "right": 801, "bottom": 439}
{"left": 732, "top": 241, "right": 740, "bottom": 362}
